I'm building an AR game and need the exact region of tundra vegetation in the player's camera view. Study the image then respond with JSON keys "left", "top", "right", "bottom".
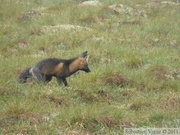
{"left": 0, "top": 0, "right": 179, "bottom": 134}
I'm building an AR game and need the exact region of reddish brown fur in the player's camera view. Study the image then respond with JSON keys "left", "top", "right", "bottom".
{"left": 50, "top": 63, "right": 64, "bottom": 75}
{"left": 69, "top": 57, "right": 81, "bottom": 73}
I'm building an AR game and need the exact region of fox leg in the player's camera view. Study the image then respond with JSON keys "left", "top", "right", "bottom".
{"left": 18, "top": 67, "right": 33, "bottom": 83}
{"left": 57, "top": 77, "right": 68, "bottom": 86}
{"left": 57, "top": 77, "right": 63, "bottom": 85}
{"left": 45, "top": 75, "right": 52, "bottom": 82}
{"left": 31, "top": 67, "right": 46, "bottom": 82}
{"left": 62, "top": 78, "right": 68, "bottom": 86}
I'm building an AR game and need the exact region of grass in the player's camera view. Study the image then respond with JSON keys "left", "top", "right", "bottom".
{"left": 0, "top": 0, "right": 180, "bottom": 134}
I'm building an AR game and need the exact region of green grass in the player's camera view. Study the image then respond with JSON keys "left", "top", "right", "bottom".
{"left": 0, "top": 0, "right": 180, "bottom": 134}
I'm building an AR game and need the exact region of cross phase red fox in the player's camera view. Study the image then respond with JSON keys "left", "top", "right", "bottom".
{"left": 18, "top": 51, "right": 91, "bottom": 86}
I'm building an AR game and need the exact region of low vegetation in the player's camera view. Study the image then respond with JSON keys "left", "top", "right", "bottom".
{"left": 0, "top": 0, "right": 179, "bottom": 134}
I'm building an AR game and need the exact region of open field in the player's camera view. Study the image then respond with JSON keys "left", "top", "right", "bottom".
{"left": 0, "top": 0, "right": 179, "bottom": 134}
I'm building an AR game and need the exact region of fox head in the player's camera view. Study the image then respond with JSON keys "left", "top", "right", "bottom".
{"left": 79, "top": 51, "right": 91, "bottom": 73}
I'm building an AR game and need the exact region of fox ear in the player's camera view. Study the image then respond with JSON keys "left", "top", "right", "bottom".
{"left": 86, "top": 55, "right": 89, "bottom": 62}
{"left": 81, "top": 51, "right": 88, "bottom": 58}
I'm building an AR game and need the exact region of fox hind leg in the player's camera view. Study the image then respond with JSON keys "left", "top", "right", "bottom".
{"left": 57, "top": 77, "right": 63, "bottom": 85}
{"left": 31, "top": 67, "right": 46, "bottom": 82}
{"left": 45, "top": 75, "right": 52, "bottom": 83}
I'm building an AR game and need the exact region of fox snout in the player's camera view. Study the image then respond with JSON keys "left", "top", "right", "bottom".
{"left": 83, "top": 64, "right": 91, "bottom": 73}
{"left": 85, "top": 67, "right": 91, "bottom": 73}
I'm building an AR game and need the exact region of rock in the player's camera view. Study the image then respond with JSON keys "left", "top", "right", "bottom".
{"left": 42, "top": 24, "right": 92, "bottom": 33}
{"left": 108, "top": 4, "right": 133, "bottom": 15}
{"left": 18, "top": 10, "right": 42, "bottom": 20}
{"left": 108, "top": 4, "right": 147, "bottom": 18}
{"left": 161, "top": 1, "right": 180, "bottom": 6}
{"left": 148, "top": 1, "right": 180, "bottom": 6}
{"left": 79, "top": 0, "right": 102, "bottom": 7}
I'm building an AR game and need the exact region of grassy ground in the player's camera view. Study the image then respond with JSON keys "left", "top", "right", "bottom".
{"left": 0, "top": 0, "right": 179, "bottom": 134}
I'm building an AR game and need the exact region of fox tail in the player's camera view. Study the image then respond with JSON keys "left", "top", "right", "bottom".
{"left": 18, "top": 67, "right": 32, "bottom": 83}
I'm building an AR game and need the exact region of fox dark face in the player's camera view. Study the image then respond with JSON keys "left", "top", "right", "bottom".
{"left": 79, "top": 51, "right": 91, "bottom": 73}
{"left": 80, "top": 64, "right": 91, "bottom": 73}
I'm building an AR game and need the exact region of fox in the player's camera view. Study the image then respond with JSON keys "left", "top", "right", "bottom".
{"left": 18, "top": 51, "right": 91, "bottom": 86}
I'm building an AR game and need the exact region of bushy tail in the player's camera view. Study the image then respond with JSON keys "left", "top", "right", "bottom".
{"left": 18, "top": 67, "right": 32, "bottom": 83}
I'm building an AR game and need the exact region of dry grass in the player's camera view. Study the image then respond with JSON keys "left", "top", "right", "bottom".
{"left": 97, "top": 72, "right": 131, "bottom": 87}
{"left": 148, "top": 64, "right": 172, "bottom": 80}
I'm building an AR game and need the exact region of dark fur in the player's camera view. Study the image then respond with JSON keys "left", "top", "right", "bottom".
{"left": 18, "top": 51, "right": 90, "bottom": 86}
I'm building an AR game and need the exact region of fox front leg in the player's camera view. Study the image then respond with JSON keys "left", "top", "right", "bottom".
{"left": 62, "top": 78, "right": 68, "bottom": 86}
